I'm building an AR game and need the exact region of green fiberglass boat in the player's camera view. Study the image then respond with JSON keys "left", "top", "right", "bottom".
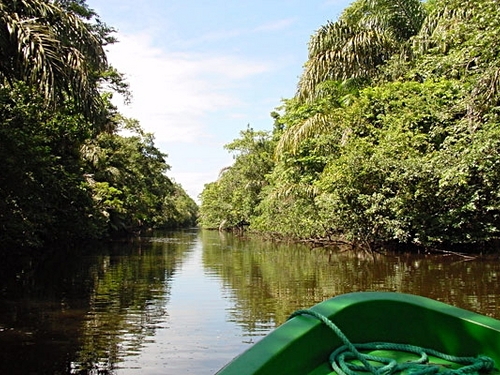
{"left": 216, "top": 292, "right": 500, "bottom": 375}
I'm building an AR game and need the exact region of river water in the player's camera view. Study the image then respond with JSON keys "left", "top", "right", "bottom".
{"left": 1, "top": 229, "right": 500, "bottom": 374}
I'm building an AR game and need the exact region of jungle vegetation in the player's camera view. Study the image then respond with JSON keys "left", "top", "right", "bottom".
{"left": 199, "top": 0, "right": 500, "bottom": 252}
{"left": 0, "top": 0, "right": 198, "bottom": 251}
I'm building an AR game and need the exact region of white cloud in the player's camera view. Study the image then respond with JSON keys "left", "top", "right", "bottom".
{"left": 106, "top": 32, "right": 272, "bottom": 144}
{"left": 254, "top": 18, "right": 297, "bottom": 32}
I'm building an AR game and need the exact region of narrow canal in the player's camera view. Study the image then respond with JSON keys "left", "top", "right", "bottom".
{"left": 1, "top": 229, "right": 499, "bottom": 374}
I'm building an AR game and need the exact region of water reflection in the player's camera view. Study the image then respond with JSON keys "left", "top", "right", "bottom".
{"left": 71, "top": 231, "right": 197, "bottom": 374}
{"left": 201, "top": 231, "right": 500, "bottom": 325}
{"left": 0, "top": 230, "right": 499, "bottom": 374}
{"left": 0, "top": 231, "right": 196, "bottom": 374}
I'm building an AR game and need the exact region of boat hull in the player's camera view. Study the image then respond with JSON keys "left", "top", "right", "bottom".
{"left": 216, "top": 292, "right": 500, "bottom": 375}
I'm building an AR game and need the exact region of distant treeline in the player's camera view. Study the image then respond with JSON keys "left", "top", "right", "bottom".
{"left": 0, "top": 1, "right": 198, "bottom": 252}
{"left": 199, "top": 0, "right": 500, "bottom": 252}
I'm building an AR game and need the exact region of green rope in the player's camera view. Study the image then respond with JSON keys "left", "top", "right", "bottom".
{"left": 288, "top": 309, "right": 495, "bottom": 375}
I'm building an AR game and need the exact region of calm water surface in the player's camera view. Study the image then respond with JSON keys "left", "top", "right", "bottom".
{"left": 1, "top": 229, "right": 500, "bottom": 374}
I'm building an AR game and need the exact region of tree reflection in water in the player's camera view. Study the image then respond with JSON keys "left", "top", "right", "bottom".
{"left": 70, "top": 232, "right": 195, "bottom": 374}
{"left": 201, "top": 230, "right": 500, "bottom": 329}
{"left": 0, "top": 231, "right": 195, "bottom": 375}
{"left": 1, "top": 230, "right": 499, "bottom": 374}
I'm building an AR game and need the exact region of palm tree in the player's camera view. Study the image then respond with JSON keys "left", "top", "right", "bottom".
{"left": 297, "top": 0, "right": 426, "bottom": 101}
{"left": 277, "top": 0, "right": 426, "bottom": 154}
{"left": 0, "top": 0, "right": 108, "bottom": 123}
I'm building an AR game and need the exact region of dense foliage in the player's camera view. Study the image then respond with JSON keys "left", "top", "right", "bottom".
{"left": 200, "top": 0, "right": 500, "bottom": 251}
{"left": 0, "top": 0, "right": 197, "bottom": 251}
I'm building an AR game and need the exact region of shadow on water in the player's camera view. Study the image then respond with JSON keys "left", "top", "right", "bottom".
{"left": 0, "top": 230, "right": 197, "bottom": 375}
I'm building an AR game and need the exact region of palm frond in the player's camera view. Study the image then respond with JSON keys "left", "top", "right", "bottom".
{"left": 298, "top": 0, "right": 426, "bottom": 102}
{"left": 414, "top": 5, "right": 472, "bottom": 55}
{"left": 276, "top": 112, "right": 338, "bottom": 156}
{"left": 269, "top": 182, "right": 320, "bottom": 200}
{"left": 298, "top": 22, "right": 395, "bottom": 100}
{"left": 0, "top": 0, "right": 108, "bottom": 123}
{"left": 363, "top": 0, "right": 425, "bottom": 39}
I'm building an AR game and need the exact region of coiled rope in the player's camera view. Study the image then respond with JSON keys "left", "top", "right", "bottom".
{"left": 288, "top": 309, "right": 495, "bottom": 375}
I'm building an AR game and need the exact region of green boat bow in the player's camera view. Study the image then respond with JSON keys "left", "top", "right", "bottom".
{"left": 217, "top": 292, "right": 500, "bottom": 375}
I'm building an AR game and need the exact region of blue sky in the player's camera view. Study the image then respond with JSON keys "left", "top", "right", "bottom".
{"left": 87, "top": 0, "right": 352, "bottom": 200}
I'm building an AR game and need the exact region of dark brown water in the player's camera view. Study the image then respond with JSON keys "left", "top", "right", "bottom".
{"left": 1, "top": 229, "right": 499, "bottom": 374}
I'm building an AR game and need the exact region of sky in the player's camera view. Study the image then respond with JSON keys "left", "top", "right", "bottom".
{"left": 87, "top": 0, "right": 353, "bottom": 201}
